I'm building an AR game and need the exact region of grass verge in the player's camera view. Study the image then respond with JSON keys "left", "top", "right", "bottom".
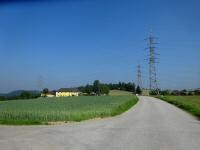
{"left": 0, "top": 120, "right": 43, "bottom": 125}
{"left": 156, "top": 96, "right": 200, "bottom": 119}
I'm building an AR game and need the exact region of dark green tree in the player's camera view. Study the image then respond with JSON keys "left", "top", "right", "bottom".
{"left": 150, "top": 89, "right": 160, "bottom": 95}
{"left": 93, "top": 80, "right": 101, "bottom": 95}
{"left": 136, "top": 85, "right": 142, "bottom": 95}
{"left": 20, "top": 91, "right": 32, "bottom": 99}
{"left": 42, "top": 88, "right": 49, "bottom": 97}
{"left": 180, "top": 89, "right": 187, "bottom": 95}
{"left": 100, "top": 84, "right": 110, "bottom": 95}
{"left": 0, "top": 96, "right": 5, "bottom": 101}
{"left": 85, "top": 84, "right": 93, "bottom": 94}
{"left": 194, "top": 90, "right": 200, "bottom": 95}
{"left": 126, "top": 82, "right": 135, "bottom": 92}
{"left": 160, "top": 90, "right": 171, "bottom": 95}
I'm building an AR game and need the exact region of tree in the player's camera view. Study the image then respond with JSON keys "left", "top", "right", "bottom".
{"left": 100, "top": 84, "right": 110, "bottom": 95}
{"left": 136, "top": 86, "right": 142, "bottom": 95}
{"left": 180, "top": 89, "right": 187, "bottom": 95}
{"left": 150, "top": 89, "right": 160, "bottom": 95}
{"left": 194, "top": 90, "right": 200, "bottom": 95}
{"left": 106, "top": 82, "right": 136, "bottom": 92}
{"left": 188, "top": 91, "right": 194, "bottom": 95}
{"left": 20, "top": 91, "right": 32, "bottom": 99}
{"left": 160, "top": 90, "right": 171, "bottom": 95}
{"left": 126, "top": 82, "right": 135, "bottom": 92}
{"left": 42, "top": 88, "right": 49, "bottom": 97}
{"left": 0, "top": 96, "right": 5, "bottom": 101}
{"left": 84, "top": 84, "right": 93, "bottom": 94}
{"left": 93, "top": 80, "right": 101, "bottom": 95}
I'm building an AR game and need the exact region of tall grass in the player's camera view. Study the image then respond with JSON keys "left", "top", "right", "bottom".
{"left": 0, "top": 96, "right": 138, "bottom": 125}
{"left": 157, "top": 96, "right": 200, "bottom": 118}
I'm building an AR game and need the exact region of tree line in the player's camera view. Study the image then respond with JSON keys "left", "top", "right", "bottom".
{"left": 78, "top": 80, "right": 110, "bottom": 95}
{"left": 0, "top": 80, "right": 142, "bottom": 101}
{"left": 79, "top": 80, "right": 142, "bottom": 95}
{"left": 150, "top": 89, "right": 200, "bottom": 96}
{"left": 106, "top": 82, "right": 142, "bottom": 94}
{"left": 0, "top": 91, "right": 40, "bottom": 101}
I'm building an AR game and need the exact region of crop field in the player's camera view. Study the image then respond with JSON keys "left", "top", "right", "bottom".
{"left": 157, "top": 96, "right": 200, "bottom": 118}
{"left": 109, "top": 90, "right": 134, "bottom": 96}
{"left": 0, "top": 96, "right": 138, "bottom": 125}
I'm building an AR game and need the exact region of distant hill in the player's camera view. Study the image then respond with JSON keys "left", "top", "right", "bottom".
{"left": 0, "top": 90, "right": 40, "bottom": 98}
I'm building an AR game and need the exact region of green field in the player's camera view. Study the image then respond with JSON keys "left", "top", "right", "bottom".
{"left": 109, "top": 90, "right": 134, "bottom": 96}
{"left": 157, "top": 96, "right": 200, "bottom": 118}
{"left": 0, "top": 96, "right": 138, "bottom": 125}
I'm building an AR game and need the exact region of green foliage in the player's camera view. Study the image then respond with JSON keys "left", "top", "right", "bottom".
{"left": 19, "top": 91, "right": 40, "bottom": 99}
{"left": 1, "top": 91, "right": 40, "bottom": 101}
{"left": 0, "top": 96, "right": 5, "bottom": 101}
{"left": 160, "top": 90, "right": 171, "bottom": 95}
{"left": 0, "top": 120, "right": 42, "bottom": 125}
{"left": 100, "top": 84, "right": 110, "bottom": 95}
{"left": 136, "top": 86, "right": 142, "bottom": 94}
{"left": 171, "top": 90, "right": 181, "bottom": 95}
{"left": 84, "top": 84, "right": 93, "bottom": 94}
{"left": 180, "top": 89, "right": 187, "bottom": 95}
{"left": 194, "top": 90, "right": 200, "bottom": 95}
{"left": 160, "top": 89, "right": 200, "bottom": 96}
{"left": 158, "top": 96, "right": 200, "bottom": 118}
{"left": 93, "top": 80, "right": 101, "bottom": 95}
{"left": 0, "top": 96, "right": 138, "bottom": 125}
{"left": 20, "top": 91, "right": 32, "bottom": 99}
{"left": 108, "top": 82, "right": 135, "bottom": 92}
{"left": 79, "top": 81, "right": 136, "bottom": 95}
{"left": 80, "top": 80, "right": 110, "bottom": 95}
{"left": 42, "top": 88, "right": 49, "bottom": 97}
{"left": 150, "top": 89, "right": 160, "bottom": 95}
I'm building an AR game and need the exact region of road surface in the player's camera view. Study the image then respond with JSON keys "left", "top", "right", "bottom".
{"left": 0, "top": 96, "right": 200, "bottom": 150}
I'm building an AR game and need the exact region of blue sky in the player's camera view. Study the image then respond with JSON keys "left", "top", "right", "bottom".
{"left": 0, "top": 0, "right": 200, "bottom": 92}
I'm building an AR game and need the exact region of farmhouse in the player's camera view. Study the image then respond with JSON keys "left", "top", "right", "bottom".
{"left": 56, "top": 88, "right": 80, "bottom": 97}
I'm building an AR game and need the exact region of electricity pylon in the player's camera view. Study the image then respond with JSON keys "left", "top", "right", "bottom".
{"left": 147, "top": 32, "right": 159, "bottom": 91}
{"left": 137, "top": 64, "right": 142, "bottom": 89}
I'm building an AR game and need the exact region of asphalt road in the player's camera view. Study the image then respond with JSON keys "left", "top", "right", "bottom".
{"left": 0, "top": 96, "right": 200, "bottom": 150}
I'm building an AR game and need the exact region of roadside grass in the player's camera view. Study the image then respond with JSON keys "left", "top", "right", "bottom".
{"left": 156, "top": 96, "right": 200, "bottom": 119}
{"left": 0, "top": 120, "right": 42, "bottom": 125}
{"left": 0, "top": 96, "right": 138, "bottom": 125}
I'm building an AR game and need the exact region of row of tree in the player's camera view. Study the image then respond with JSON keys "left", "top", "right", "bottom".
{"left": 79, "top": 80, "right": 142, "bottom": 95}
{"left": 79, "top": 80, "right": 110, "bottom": 95}
{"left": 106, "top": 82, "right": 136, "bottom": 92}
{"left": 106, "top": 82, "right": 142, "bottom": 94}
{"left": 0, "top": 91, "right": 40, "bottom": 101}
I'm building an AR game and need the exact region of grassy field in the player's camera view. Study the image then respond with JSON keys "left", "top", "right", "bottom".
{"left": 0, "top": 96, "right": 138, "bottom": 125}
{"left": 157, "top": 96, "right": 200, "bottom": 118}
{"left": 109, "top": 90, "right": 134, "bottom": 96}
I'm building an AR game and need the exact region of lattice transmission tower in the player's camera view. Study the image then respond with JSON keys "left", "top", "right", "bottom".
{"left": 147, "top": 32, "right": 159, "bottom": 91}
{"left": 137, "top": 64, "right": 142, "bottom": 89}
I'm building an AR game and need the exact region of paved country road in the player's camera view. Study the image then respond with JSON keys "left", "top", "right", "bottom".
{"left": 0, "top": 96, "right": 200, "bottom": 150}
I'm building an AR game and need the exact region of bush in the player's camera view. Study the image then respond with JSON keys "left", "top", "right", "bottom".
{"left": 150, "top": 89, "right": 160, "bottom": 95}
{"left": 136, "top": 86, "right": 142, "bottom": 94}
{"left": 160, "top": 90, "right": 171, "bottom": 95}
{"left": 194, "top": 90, "right": 200, "bottom": 95}
{"left": 0, "top": 96, "right": 5, "bottom": 101}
